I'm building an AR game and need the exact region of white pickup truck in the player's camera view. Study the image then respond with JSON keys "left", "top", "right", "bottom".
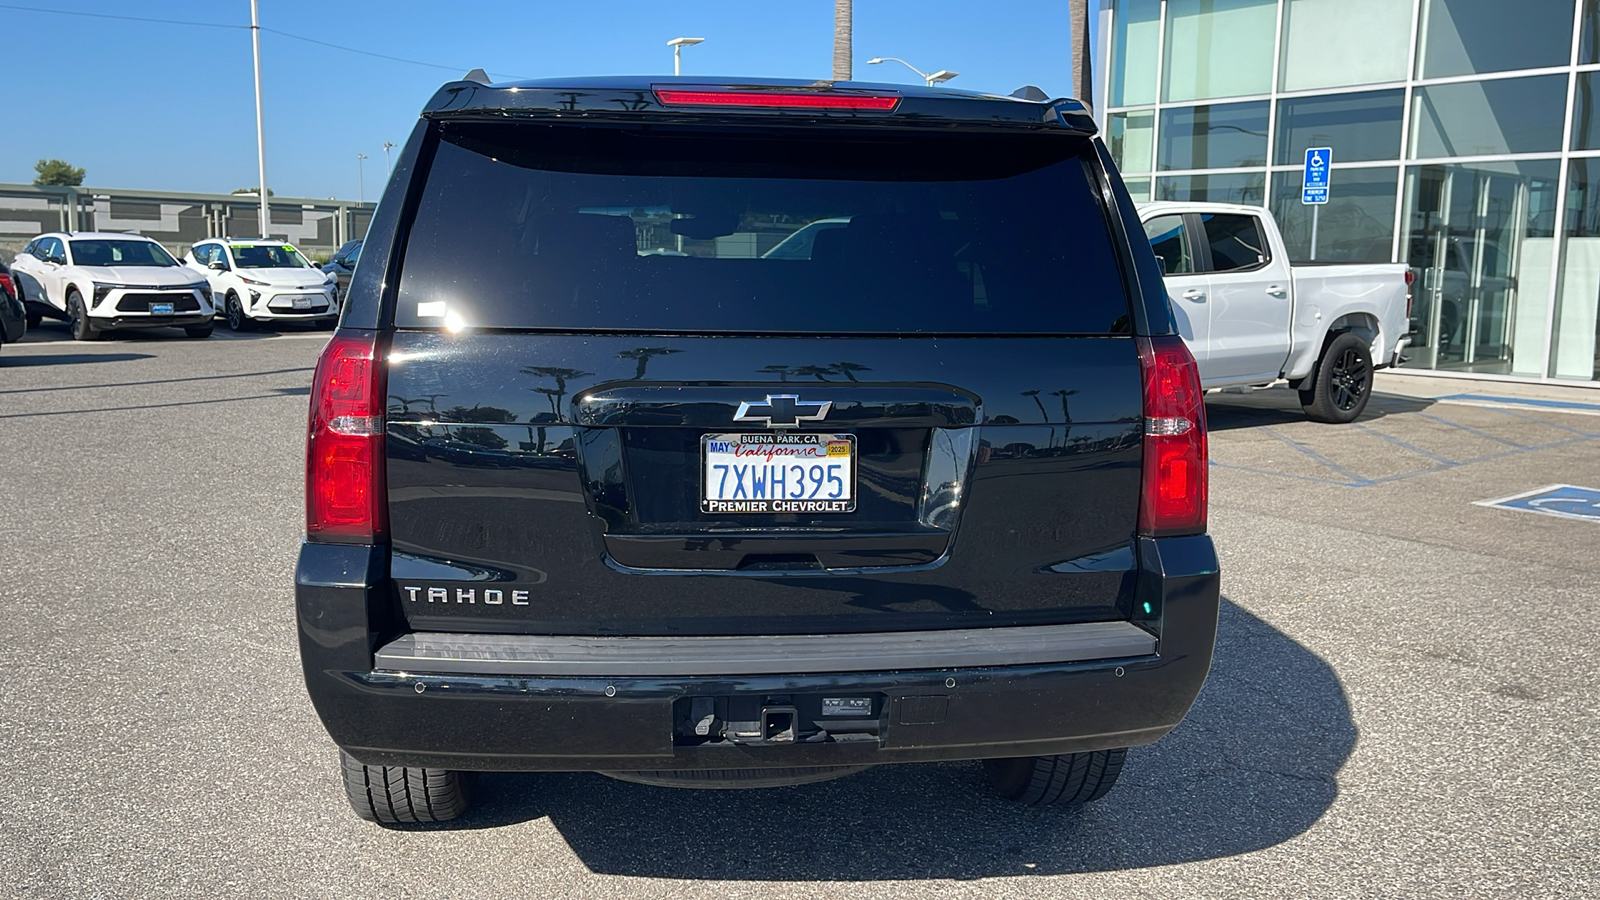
{"left": 1138, "top": 202, "right": 1412, "bottom": 423}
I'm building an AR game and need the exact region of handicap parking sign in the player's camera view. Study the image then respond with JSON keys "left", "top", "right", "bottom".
{"left": 1476, "top": 484, "right": 1600, "bottom": 523}
{"left": 1302, "top": 147, "right": 1331, "bottom": 205}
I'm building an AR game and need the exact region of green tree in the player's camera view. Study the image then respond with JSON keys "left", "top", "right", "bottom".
{"left": 33, "top": 159, "right": 85, "bottom": 186}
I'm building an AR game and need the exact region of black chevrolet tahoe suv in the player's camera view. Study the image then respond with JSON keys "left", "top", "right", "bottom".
{"left": 297, "top": 75, "right": 1219, "bottom": 824}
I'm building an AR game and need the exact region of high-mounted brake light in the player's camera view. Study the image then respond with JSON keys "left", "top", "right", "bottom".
{"left": 1137, "top": 335, "right": 1207, "bottom": 537}
{"left": 306, "top": 332, "right": 387, "bottom": 542}
{"left": 654, "top": 88, "right": 900, "bottom": 111}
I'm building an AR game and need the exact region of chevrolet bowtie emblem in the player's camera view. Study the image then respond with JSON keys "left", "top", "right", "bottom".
{"left": 733, "top": 394, "right": 833, "bottom": 428}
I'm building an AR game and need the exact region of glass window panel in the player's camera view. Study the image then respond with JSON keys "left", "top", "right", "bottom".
{"left": 1109, "top": 111, "right": 1156, "bottom": 173}
{"left": 1584, "top": 0, "right": 1600, "bottom": 64}
{"left": 1269, "top": 167, "right": 1399, "bottom": 263}
{"left": 1143, "top": 214, "right": 1196, "bottom": 274}
{"left": 1275, "top": 91, "right": 1405, "bottom": 165}
{"left": 1419, "top": 0, "right": 1576, "bottom": 79}
{"left": 1411, "top": 76, "right": 1568, "bottom": 158}
{"left": 1552, "top": 159, "right": 1600, "bottom": 379}
{"left": 1163, "top": 0, "right": 1277, "bottom": 103}
{"left": 1399, "top": 160, "right": 1560, "bottom": 375}
{"left": 1123, "top": 177, "right": 1153, "bottom": 202}
{"left": 1159, "top": 102, "right": 1269, "bottom": 171}
{"left": 1111, "top": 0, "right": 1163, "bottom": 107}
{"left": 1201, "top": 213, "right": 1270, "bottom": 271}
{"left": 1154, "top": 172, "right": 1266, "bottom": 205}
{"left": 1281, "top": 0, "right": 1412, "bottom": 91}
{"left": 1572, "top": 72, "right": 1600, "bottom": 151}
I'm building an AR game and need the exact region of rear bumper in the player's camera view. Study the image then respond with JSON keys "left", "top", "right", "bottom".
{"left": 296, "top": 536, "right": 1220, "bottom": 771}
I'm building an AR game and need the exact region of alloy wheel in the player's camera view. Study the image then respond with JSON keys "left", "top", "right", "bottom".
{"left": 1329, "top": 347, "right": 1369, "bottom": 412}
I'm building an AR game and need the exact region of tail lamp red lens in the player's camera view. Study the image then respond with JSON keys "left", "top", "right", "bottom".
{"left": 0, "top": 272, "right": 13, "bottom": 300}
{"left": 654, "top": 88, "right": 900, "bottom": 111}
{"left": 306, "top": 333, "right": 386, "bottom": 542}
{"left": 1137, "top": 335, "right": 1208, "bottom": 536}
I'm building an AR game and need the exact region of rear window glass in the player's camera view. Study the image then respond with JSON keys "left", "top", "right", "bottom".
{"left": 395, "top": 122, "right": 1131, "bottom": 334}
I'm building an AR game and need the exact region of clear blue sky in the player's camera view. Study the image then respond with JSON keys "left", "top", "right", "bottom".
{"left": 1, "top": 1, "right": 1076, "bottom": 201}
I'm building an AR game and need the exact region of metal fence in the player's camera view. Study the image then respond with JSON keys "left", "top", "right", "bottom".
{"left": 0, "top": 184, "right": 376, "bottom": 262}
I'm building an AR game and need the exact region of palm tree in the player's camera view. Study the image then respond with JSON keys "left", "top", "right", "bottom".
{"left": 791, "top": 365, "right": 837, "bottom": 382}
{"left": 833, "top": 0, "right": 852, "bottom": 82}
{"left": 522, "top": 366, "right": 593, "bottom": 421}
{"left": 830, "top": 361, "right": 872, "bottom": 382}
{"left": 758, "top": 365, "right": 792, "bottom": 382}
{"left": 1070, "top": 0, "right": 1092, "bottom": 105}
{"left": 617, "top": 347, "right": 682, "bottom": 380}
{"left": 1022, "top": 389, "right": 1056, "bottom": 448}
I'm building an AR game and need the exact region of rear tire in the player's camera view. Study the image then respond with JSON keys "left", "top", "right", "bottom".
{"left": 983, "top": 748, "right": 1127, "bottom": 806}
{"left": 339, "top": 750, "right": 474, "bottom": 825}
{"left": 25, "top": 312, "right": 42, "bottom": 330}
{"left": 1302, "top": 332, "right": 1373, "bottom": 424}
{"left": 67, "top": 291, "right": 99, "bottom": 341}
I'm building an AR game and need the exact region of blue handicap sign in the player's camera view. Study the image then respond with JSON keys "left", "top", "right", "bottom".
{"left": 1302, "top": 147, "right": 1331, "bottom": 205}
{"left": 1478, "top": 484, "right": 1600, "bottom": 523}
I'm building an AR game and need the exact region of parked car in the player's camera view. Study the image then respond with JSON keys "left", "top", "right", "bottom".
{"left": 299, "top": 76, "right": 1219, "bottom": 824}
{"left": 184, "top": 238, "right": 339, "bottom": 331}
{"left": 1139, "top": 203, "right": 1412, "bottom": 423}
{"left": 9, "top": 232, "right": 214, "bottom": 340}
{"left": 321, "top": 238, "right": 362, "bottom": 304}
{"left": 0, "top": 260, "right": 25, "bottom": 349}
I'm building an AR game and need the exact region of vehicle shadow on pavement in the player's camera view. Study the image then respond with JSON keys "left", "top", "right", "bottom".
{"left": 1206, "top": 386, "right": 1435, "bottom": 431}
{"left": 449, "top": 597, "right": 1356, "bottom": 879}
{"left": 0, "top": 352, "right": 154, "bottom": 367}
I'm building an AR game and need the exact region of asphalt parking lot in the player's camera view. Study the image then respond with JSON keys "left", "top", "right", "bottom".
{"left": 2, "top": 322, "right": 1597, "bottom": 899}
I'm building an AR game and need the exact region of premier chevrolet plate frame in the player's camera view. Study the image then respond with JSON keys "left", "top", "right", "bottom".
{"left": 700, "top": 432, "right": 856, "bottom": 513}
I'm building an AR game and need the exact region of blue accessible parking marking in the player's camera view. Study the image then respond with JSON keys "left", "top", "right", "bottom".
{"left": 1476, "top": 484, "right": 1600, "bottom": 523}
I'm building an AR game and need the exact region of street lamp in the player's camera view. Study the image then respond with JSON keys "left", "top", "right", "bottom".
{"left": 667, "top": 37, "right": 704, "bottom": 76}
{"left": 357, "top": 153, "right": 367, "bottom": 204}
{"left": 382, "top": 141, "right": 396, "bottom": 176}
{"left": 866, "top": 57, "right": 958, "bottom": 86}
{"left": 249, "top": 0, "right": 269, "bottom": 238}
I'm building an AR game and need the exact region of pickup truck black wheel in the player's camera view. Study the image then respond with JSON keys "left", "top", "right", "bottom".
{"left": 67, "top": 291, "right": 99, "bottom": 341}
{"left": 983, "top": 748, "right": 1127, "bottom": 806}
{"left": 183, "top": 323, "right": 213, "bottom": 338}
{"left": 340, "top": 750, "right": 474, "bottom": 825}
{"left": 1302, "top": 332, "right": 1373, "bottom": 424}
{"left": 225, "top": 293, "right": 253, "bottom": 332}
{"left": 25, "top": 312, "right": 41, "bottom": 330}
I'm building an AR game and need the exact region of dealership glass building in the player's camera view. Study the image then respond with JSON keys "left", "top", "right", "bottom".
{"left": 1093, "top": 0, "right": 1600, "bottom": 384}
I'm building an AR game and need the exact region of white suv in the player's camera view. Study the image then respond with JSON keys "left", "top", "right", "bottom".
{"left": 10, "top": 232, "right": 216, "bottom": 340}
{"left": 185, "top": 239, "right": 339, "bottom": 331}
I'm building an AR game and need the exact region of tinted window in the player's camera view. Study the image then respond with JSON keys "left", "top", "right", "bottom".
{"left": 1201, "top": 214, "right": 1268, "bottom": 272}
{"left": 232, "top": 244, "right": 310, "bottom": 268}
{"left": 396, "top": 123, "right": 1131, "bottom": 334}
{"left": 1143, "top": 215, "right": 1194, "bottom": 275}
{"left": 191, "top": 244, "right": 214, "bottom": 264}
{"left": 39, "top": 238, "right": 62, "bottom": 261}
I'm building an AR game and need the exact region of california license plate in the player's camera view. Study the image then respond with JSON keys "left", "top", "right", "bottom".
{"left": 150, "top": 302, "right": 174, "bottom": 315}
{"left": 701, "top": 433, "right": 856, "bottom": 513}
{"left": 292, "top": 296, "right": 313, "bottom": 309}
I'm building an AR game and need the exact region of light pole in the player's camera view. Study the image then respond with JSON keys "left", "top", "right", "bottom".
{"left": 382, "top": 141, "right": 396, "bottom": 177}
{"left": 866, "top": 56, "right": 958, "bottom": 86}
{"left": 667, "top": 37, "right": 704, "bottom": 76}
{"left": 249, "top": 0, "right": 269, "bottom": 237}
{"left": 357, "top": 153, "right": 367, "bottom": 204}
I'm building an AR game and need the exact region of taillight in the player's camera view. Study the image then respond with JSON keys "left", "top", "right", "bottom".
{"left": 1404, "top": 269, "right": 1416, "bottom": 318}
{"left": 654, "top": 87, "right": 901, "bottom": 111}
{"left": 306, "top": 332, "right": 386, "bottom": 542}
{"left": 1137, "top": 335, "right": 1207, "bottom": 537}
{"left": 0, "top": 272, "right": 12, "bottom": 300}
